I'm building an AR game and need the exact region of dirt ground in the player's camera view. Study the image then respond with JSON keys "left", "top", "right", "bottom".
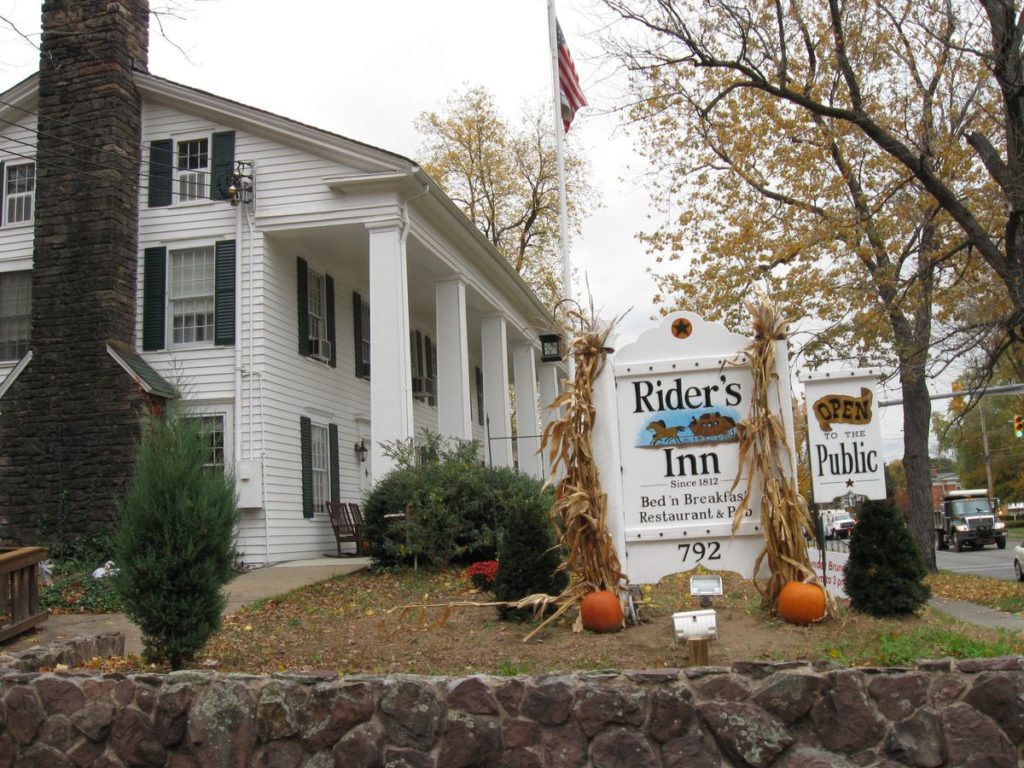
{"left": 79, "top": 567, "right": 1021, "bottom": 676}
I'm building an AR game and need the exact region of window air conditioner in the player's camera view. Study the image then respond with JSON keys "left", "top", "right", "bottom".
{"left": 309, "top": 338, "right": 332, "bottom": 362}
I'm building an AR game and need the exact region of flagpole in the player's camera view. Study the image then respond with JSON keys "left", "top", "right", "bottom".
{"left": 548, "top": 0, "right": 573, "bottom": 310}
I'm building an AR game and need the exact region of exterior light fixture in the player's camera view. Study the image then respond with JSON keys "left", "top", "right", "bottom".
{"left": 354, "top": 438, "right": 368, "bottom": 463}
{"left": 227, "top": 161, "right": 254, "bottom": 206}
{"left": 539, "top": 333, "right": 562, "bottom": 363}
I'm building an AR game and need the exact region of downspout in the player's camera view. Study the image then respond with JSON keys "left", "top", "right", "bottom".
{"left": 245, "top": 201, "right": 256, "bottom": 459}
{"left": 234, "top": 191, "right": 244, "bottom": 468}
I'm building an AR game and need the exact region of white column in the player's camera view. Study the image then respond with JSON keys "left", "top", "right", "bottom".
{"left": 368, "top": 223, "right": 414, "bottom": 479}
{"left": 481, "top": 315, "right": 513, "bottom": 468}
{"left": 512, "top": 343, "right": 543, "bottom": 479}
{"left": 435, "top": 278, "right": 472, "bottom": 441}
{"left": 537, "top": 361, "right": 564, "bottom": 477}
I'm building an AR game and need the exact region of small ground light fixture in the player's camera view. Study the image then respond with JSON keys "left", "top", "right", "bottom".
{"left": 689, "top": 574, "right": 723, "bottom": 608}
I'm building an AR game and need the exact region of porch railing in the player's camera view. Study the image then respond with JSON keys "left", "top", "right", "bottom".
{"left": 0, "top": 547, "right": 48, "bottom": 642}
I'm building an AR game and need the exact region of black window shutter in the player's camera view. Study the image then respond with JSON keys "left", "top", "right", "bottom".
{"left": 300, "top": 416, "right": 314, "bottom": 518}
{"left": 328, "top": 423, "right": 340, "bottom": 503}
{"left": 210, "top": 131, "right": 236, "bottom": 201}
{"left": 326, "top": 274, "right": 336, "bottom": 368}
{"left": 0, "top": 162, "right": 5, "bottom": 222}
{"left": 352, "top": 291, "right": 365, "bottom": 377}
{"left": 297, "top": 257, "right": 310, "bottom": 356}
{"left": 142, "top": 246, "right": 167, "bottom": 351}
{"left": 426, "top": 336, "right": 436, "bottom": 406}
{"left": 476, "top": 366, "right": 484, "bottom": 425}
{"left": 147, "top": 139, "right": 173, "bottom": 207}
{"left": 409, "top": 331, "right": 416, "bottom": 385}
{"left": 214, "top": 240, "right": 235, "bottom": 346}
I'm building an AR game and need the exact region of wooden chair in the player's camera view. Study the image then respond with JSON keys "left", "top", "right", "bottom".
{"left": 325, "top": 501, "right": 370, "bottom": 557}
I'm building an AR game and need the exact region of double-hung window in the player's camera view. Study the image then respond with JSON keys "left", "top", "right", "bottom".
{"left": 310, "top": 423, "right": 330, "bottom": 512}
{"left": 0, "top": 271, "right": 31, "bottom": 361}
{"left": 307, "top": 269, "right": 331, "bottom": 362}
{"left": 4, "top": 163, "right": 34, "bottom": 226}
{"left": 299, "top": 417, "right": 339, "bottom": 518}
{"left": 176, "top": 138, "right": 209, "bottom": 202}
{"left": 189, "top": 414, "right": 225, "bottom": 471}
{"left": 148, "top": 131, "right": 235, "bottom": 207}
{"left": 170, "top": 246, "right": 216, "bottom": 345}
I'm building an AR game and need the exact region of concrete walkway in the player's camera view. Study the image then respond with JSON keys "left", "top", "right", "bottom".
{"left": 4, "top": 557, "right": 371, "bottom": 657}
{"left": 929, "top": 597, "right": 1024, "bottom": 633}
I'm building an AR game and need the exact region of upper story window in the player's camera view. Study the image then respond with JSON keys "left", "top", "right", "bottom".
{"left": 169, "top": 246, "right": 215, "bottom": 345}
{"left": 176, "top": 139, "right": 209, "bottom": 202}
{"left": 307, "top": 269, "right": 331, "bottom": 362}
{"left": 0, "top": 270, "right": 31, "bottom": 361}
{"left": 5, "top": 163, "right": 35, "bottom": 226}
{"left": 147, "top": 131, "right": 235, "bottom": 207}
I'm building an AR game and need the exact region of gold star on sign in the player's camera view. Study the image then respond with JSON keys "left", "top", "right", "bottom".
{"left": 671, "top": 317, "right": 693, "bottom": 339}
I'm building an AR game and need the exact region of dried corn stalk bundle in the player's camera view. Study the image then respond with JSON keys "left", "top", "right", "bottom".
{"left": 730, "top": 293, "right": 835, "bottom": 617}
{"left": 511, "top": 311, "right": 627, "bottom": 641}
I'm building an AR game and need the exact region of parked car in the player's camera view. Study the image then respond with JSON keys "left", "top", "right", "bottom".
{"left": 1014, "top": 543, "right": 1024, "bottom": 581}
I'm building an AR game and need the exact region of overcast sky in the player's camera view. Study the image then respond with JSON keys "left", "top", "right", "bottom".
{"left": 0, "top": 0, "right": 928, "bottom": 461}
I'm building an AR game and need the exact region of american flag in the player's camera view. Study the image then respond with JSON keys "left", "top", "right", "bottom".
{"left": 557, "top": 20, "right": 587, "bottom": 132}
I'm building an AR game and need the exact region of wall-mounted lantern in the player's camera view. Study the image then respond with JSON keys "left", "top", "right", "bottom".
{"left": 539, "top": 333, "right": 563, "bottom": 363}
{"left": 354, "top": 438, "right": 368, "bottom": 463}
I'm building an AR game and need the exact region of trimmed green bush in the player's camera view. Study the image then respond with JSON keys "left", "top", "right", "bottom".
{"left": 362, "top": 433, "right": 556, "bottom": 569}
{"left": 363, "top": 436, "right": 493, "bottom": 566}
{"left": 493, "top": 475, "right": 565, "bottom": 621}
{"left": 844, "top": 498, "right": 930, "bottom": 617}
{"left": 112, "top": 410, "right": 238, "bottom": 669}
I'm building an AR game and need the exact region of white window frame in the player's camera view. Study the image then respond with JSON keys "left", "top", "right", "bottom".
{"left": 168, "top": 245, "right": 216, "bottom": 347}
{"left": 184, "top": 404, "right": 233, "bottom": 471}
{"left": 307, "top": 268, "right": 330, "bottom": 362}
{"left": 174, "top": 136, "right": 210, "bottom": 203}
{"left": 4, "top": 162, "right": 35, "bottom": 226}
{"left": 0, "top": 270, "right": 31, "bottom": 361}
{"left": 310, "top": 422, "right": 330, "bottom": 512}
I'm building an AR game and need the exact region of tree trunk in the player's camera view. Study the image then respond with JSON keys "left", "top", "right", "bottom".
{"left": 899, "top": 365, "right": 935, "bottom": 571}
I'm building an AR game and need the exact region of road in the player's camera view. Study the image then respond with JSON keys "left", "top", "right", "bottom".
{"left": 826, "top": 536, "right": 1022, "bottom": 582}
{"left": 936, "top": 544, "right": 1020, "bottom": 582}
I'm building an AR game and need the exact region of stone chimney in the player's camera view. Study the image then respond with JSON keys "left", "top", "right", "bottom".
{"left": 0, "top": 0, "right": 151, "bottom": 544}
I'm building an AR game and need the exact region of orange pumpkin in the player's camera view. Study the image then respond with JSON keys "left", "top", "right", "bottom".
{"left": 581, "top": 590, "right": 623, "bottom": 633}
{"left": 777, "top": 581, "right": 827, "bottom": 625}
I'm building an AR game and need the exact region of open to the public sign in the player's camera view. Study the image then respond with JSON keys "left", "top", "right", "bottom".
{"left": 596, "top": 312, "right": 796, "bottom": 584}
{"left": 799, "top": 369, "right": 886, "bottom": 502}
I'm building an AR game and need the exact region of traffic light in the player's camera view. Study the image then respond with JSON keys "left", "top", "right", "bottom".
{"left": 1015, "top": 414, "right": 1024, "bottom": 438}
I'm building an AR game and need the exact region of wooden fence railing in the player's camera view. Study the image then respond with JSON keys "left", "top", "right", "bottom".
{"left": 0, "top": 547, "right": 48, "bottom": 642}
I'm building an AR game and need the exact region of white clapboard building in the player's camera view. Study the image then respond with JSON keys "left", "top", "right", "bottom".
{"left": 0, "top": 72, "right": 563, "bottom": 565}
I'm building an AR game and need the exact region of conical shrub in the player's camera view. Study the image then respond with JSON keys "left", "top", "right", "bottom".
{"left": 844, "top": 498, "right": 930, "bottom": 616}
{"left": 112, "top": 409, "right": 238, "bottom": 669}
{"left": 492, "top": 470, "right": 566, "bottom": 621}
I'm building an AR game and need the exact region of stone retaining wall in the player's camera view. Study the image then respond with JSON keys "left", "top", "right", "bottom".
{"left": 0, "top": 654, "right": 1022, "bottom": 766}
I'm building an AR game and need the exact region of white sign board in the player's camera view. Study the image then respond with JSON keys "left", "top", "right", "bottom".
{"left": 807, "top": 547, "right": 849, "bottom": 597}
{"left": 593, "top": 312, "right": 796, "bottom": 584}
{"left": 800, "top": 370, "right": 886, "bottom": 502}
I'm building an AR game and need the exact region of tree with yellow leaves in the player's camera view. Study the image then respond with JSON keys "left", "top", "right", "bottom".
{"left": 599, "top": 0, "right": 1012, "bottom": 568}
{"left": 415, "top": 86, "right": 597, "bottom": 311}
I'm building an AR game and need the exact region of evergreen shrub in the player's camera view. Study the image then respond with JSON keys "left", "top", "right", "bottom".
{"left": 492, "top": 475, "right": 565, "bottom": 621}
{"left": 844, "top": 498, "right": 930, "bottom": 617}
{"left": 363, "top": 434, "right": 496, "bottom": 566}
{"left": 112, "top": 410, "right": 238, "bottom": 669}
